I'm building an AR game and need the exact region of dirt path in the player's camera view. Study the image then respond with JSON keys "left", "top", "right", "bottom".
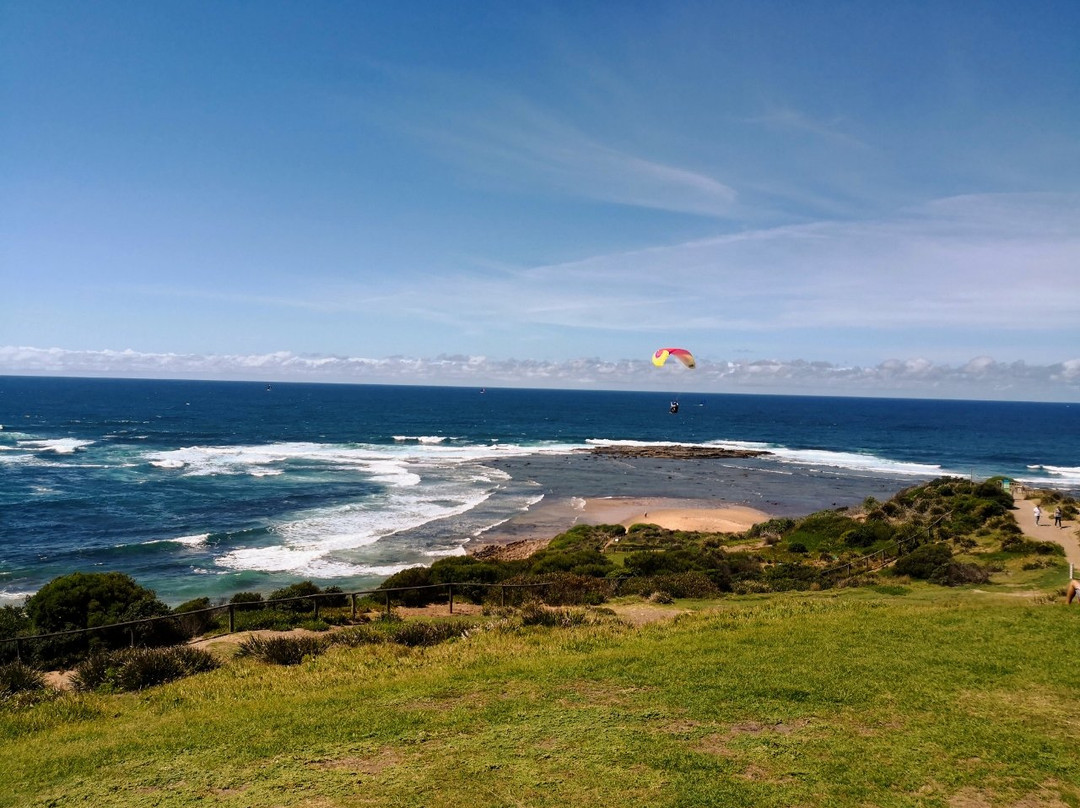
{"left": 1013, "top": 496, "right": 1080, "bottom": 570}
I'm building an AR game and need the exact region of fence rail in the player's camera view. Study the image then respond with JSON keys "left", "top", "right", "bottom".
{"left": 0, "top": 580, "right": 551, "bottom": 661}
{"left": 820, "top": 512, "right": 953, "bottom": 581}
{"left": 1, "top": 513, "right": 959, "bottom": 661}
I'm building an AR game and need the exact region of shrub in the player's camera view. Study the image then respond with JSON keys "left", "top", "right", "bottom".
{"left": 229, "top": 591, "right": 265, "bottom": 610}
{"left": 652, "top": 572, "right": 720, "bottom": 599}
{"left": 24, "top": 572, "right": 181, "bottom": 665}
{"left": 268, "top": 581, "right": 321, "bottom": 613}
{"left": 172, "top": 597, "right": 218, "bottom": 637}
{"left": 237, "top": 634, "right": 329, "bottom": 665}
{"left": 232, "top": 608, "right": 303, "bottom": 632}
{"left": 378, "top": 567, "right": 437, "bottom": 607}
{"left": 330, "top": 625, "right": 386, "bottom": 648}
{"left": 893, "top": 543, "right": 953, "bottom": 580}
{"left": 842, "top": 521, "right": 895, "bottom": 548}
{"left": 321, "top": 586, "right": 348, "bottom": 608}
{"left": 0, "top": 605, "right": 32, "bottom": 664}
{"left": 72, "top": 646, "right": 219, "bottom": 692}
{"left": 388, "top": 620, "right": 468, "bottom": 647}
{"left": 0, "top": 661, "right": 47, "bottom": 695}
{"left": 648, "top": 591, "right": 674, "bottom": 605}
{"left": 529, "top": 573, "right": 612, "bottom": 605}
{"left": 519, "top": 603, "right": 588, "bottom": 627}
{"left": 931, "top": 562, "right": 991, "bottom": 587}
{"left": 788, "top": 542, "right": 808, "bottom": 554}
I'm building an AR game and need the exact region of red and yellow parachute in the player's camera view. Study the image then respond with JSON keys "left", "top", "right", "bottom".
{"left": 651, "top": 347, "right": 696, "bottom": 369}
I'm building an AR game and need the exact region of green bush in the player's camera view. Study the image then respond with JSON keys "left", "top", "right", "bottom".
{"left": 651, "top": 572, "right": 720, "bottom": 599}
{"left": 72, "top": 646, "right": 219, "bottom": 692}
{"left": 0, "top": 661, "right": 47, "bottom": 695}
{"left": 229, "top": 591, "right": 265, "bottom": 611}
{"left": 330, "top": 625, "right": 386, "bottom": 648}
{"left": 519, "top": 603, "right": 589, "bottom": 628}
{"left": 268, "top": 581, "right": 321, "bottom": 613}
{"left": 931, "top": 562, "right": 991, "bottom": 587}
{"left": 0, "top": 605, "right": 32, "bottom": 664}
{"left": 378, "top": 567, "right": 437, "bottom": 607}
{"left": 893, "top": 543, "right": 953, "bottom": 580}
{"left": 842, "top": 521, "right": 895, "bottom": 548}
{"left": 1000, "top": 536, "right": 1066, "bottom": 556}
{"left": 24, "top": 572, "right": 182, "bottom": 666}
{"left": 232, "top": 608, "right": 303, "bottom": 632}
{"left": 172, "top": 597, "right": 218, "bottom": 637}
{"left": 388, "top": 620, "right": 469, "bottom": 647}
{"left": 237, "top": 634, "right": 329, "bottom": 665}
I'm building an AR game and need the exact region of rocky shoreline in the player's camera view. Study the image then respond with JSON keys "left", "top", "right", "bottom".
{"left": 581, "top": 445, "right": 770, "bottom": 460}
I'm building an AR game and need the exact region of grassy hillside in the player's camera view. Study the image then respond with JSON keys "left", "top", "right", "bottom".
{"left": 4, "top": 586, "right": 1080, "bottom": 807}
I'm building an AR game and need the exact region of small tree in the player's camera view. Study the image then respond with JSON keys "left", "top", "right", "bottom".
{"left": 25, "top": 572, "right": 177, "bottom": 665}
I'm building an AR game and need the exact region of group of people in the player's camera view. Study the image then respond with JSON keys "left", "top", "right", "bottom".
{"left": 1032, "top": 505, "right": 1064, "bottom": 527}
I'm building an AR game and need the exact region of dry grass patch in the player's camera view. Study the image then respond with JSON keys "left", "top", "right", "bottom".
{"left": 310, "top": 748, "right": 404, "bottom": 775}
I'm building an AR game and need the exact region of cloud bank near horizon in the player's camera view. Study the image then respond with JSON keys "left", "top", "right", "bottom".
{"left": 2, "top": 346, "right": 1077, "bottom": 402}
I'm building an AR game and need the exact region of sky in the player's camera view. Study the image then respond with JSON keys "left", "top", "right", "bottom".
{"left": 2, "top": 1, "right": 1078, "bottom": 401}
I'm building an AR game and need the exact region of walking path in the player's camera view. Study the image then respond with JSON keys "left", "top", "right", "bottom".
{"left": 1013, "top": 496, "right": 1080, "bottom": 570}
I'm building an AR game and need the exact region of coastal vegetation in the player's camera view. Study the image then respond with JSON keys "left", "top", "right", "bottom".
{"left": 2, "top": 477, "right": 1079, "bottom": 805}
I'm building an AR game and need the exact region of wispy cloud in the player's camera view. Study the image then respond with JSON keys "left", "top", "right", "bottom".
{"left": 372, "top": 71, "right": 737, "bottom": 217}
{"left": 383, "top": 192, "right": 1080, "bottom": 335}
{"left": 3, "top": 346, "right": 1077, "bottom": 401}
{"left": 744, "top": 106, "right": 871, "bottom": 151}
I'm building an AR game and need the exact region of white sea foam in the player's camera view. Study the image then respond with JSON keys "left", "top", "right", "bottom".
{"left": 767, "top": 447, "right": 943, "bottom": 477}
{"left": 1018, "top": 465, "right": 1080, "bottom": 486}
{"left": 20, "top": 438, "right": 94, "bottom": 454}
{"left": 214, "top": 469, "right": 499, "bottom": 576}
{"left": 393, "top": 435, "right": 448, "bottom": 444}
{"left": 139, "top": 533, "right": 210, "bottom": 547}
{"left": 586, "top": 437, "right": 942, "bottom": 478}
{"left": 0, "top": 590, "right": 36, "bottom": 604}
{"left": 422, "top": 546, "right": 467, "bottom": 557}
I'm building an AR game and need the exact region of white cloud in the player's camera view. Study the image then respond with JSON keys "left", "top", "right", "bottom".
{"left": 2, "top": 346, "right": 1077, "bottom": 402}
{"left": 382, "top": 191, "right": 1080, "bottom": 335}
{"left": 385, "top": 77, "right": 738, "bottom": 217}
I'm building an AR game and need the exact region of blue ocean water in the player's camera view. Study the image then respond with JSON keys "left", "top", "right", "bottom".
{"left": 1, "top": 376, "right": 1077, "bottom": 605}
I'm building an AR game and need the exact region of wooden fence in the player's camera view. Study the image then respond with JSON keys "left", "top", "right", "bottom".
{"left": 0, "top": 580, "right": 551, "bottom": 662}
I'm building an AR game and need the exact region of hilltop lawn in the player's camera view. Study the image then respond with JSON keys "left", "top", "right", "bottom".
{"left": 3, "top": 585, "right": 1080, "bottom": 808}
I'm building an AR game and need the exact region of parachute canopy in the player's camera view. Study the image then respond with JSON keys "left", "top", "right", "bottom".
{"left": 652, "top": 347, "right": 696, "bottom": 369}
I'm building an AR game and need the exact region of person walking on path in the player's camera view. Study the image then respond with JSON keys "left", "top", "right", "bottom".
{"left": 1033, "top": 504, "right": 1041, "bottom": 525}
{"left": 1054, "top": 506, "right": 1062, "bottom": 527}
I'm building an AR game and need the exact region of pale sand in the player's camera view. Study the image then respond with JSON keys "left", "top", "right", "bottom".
{"left": 471, "top": 496, "right": 772, "bottom": 556}
{"left": 581, "top": 497, "right": 771, "bottom": 533}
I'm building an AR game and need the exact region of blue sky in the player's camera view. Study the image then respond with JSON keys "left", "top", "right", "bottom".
{"left": 2, "top": 1, "right": 1078, "bottom": 400}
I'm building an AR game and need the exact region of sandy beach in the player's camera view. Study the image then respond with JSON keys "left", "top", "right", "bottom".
{"left": 469, "top": 494, "right": 772, "bottom": 558}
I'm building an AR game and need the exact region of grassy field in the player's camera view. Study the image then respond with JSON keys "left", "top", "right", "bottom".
{"left": 4, "top": 578, "right": 1080, "bottom": 808}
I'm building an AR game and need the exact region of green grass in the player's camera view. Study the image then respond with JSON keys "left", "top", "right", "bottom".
{"left": 3, "top": 585, "right": 1080, "bottom": 807}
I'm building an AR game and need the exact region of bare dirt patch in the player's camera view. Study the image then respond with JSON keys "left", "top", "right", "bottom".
{"left": 311, "top": 749, "right": 403, "bottom": 775}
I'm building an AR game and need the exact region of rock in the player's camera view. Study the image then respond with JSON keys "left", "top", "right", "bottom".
{"left": 581, "top": 445, "right": 770, "bottom": 460}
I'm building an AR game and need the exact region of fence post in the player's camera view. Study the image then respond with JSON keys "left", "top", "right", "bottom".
{"left": 128, "top": 626, "right": 135, "bottom": 648}
{"left": 228, "top": 604, "right": 235, "bottom": 634}
{"left": 313, "top": 597, "right": 320, "bottom": 619}
{"left": 350, "top": 593, "right": 357, "bottom": 620}
{"left": 385, "top": 591, "right": 391, "bottom": 619}
{"left": 14, "top": 638, "right": 21, "bottom": 661}
{"left": 500, "top": 585, "right": 505, "bottom": 608}
{"left": 448, "top": 584, "right": 454, "bottom": 615}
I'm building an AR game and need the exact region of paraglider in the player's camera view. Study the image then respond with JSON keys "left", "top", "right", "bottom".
{"left": 652, "top": 347, "right": 696, "bottom": 369}
{"left": 652, "top": 347, "right": 695, "bottom": 413}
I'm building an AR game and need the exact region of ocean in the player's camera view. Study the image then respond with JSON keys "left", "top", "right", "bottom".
{"left": 1, "top": 376, "right": 1077, "bottom": 606}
